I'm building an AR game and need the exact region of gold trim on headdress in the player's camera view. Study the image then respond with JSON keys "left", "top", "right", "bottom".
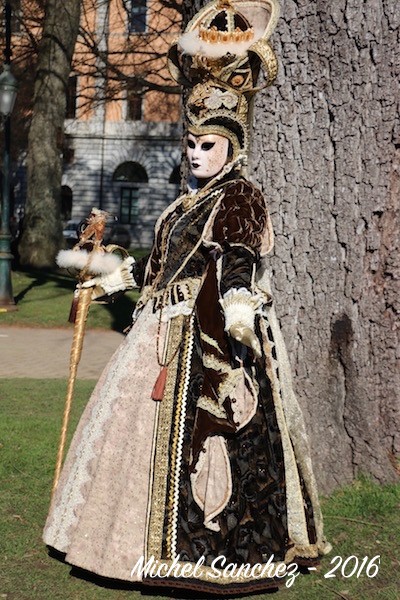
{"left": 173, "top": 0, "right": 279, "bottom": 65}
{"left": 198, "top": 25, "right": 254, "bottom": 44}
{"left": 186, "top": 81, "right": 249, "bottom": 159}
{"left": 168, "top": 0, "right": 280, "bottom": 158}
{"left": 197, "top": 0, "right": 255, "bottom": 46}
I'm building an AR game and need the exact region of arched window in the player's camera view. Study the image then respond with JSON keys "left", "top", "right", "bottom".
{"left": 169, "top": 165, "right": 181, "bottom": 184}
{"left": 112, "top": 162, "right": 148, "bottom": 183}
{"left": 113, "top": 162, "right": 148, "bottom": 224}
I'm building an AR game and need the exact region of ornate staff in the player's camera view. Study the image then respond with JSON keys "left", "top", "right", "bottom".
{"left": 51, "top": 208, "right": 135, "bottom": 497}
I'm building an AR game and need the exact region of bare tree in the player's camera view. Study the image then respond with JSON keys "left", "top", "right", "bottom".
{"left": 8, "top": 1, "right": 182, "bottom": 121}
{"left": 18, "top": 0, "right": 81, "bottom": 267}
{"left": 11, "top": 0, "right": 182, "bottom": 267}
{"left": 78, "top": 0, "right": 182, "bottom": 100}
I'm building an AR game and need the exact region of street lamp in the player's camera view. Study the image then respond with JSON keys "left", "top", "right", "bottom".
{"left": 0, "top": 2, "right": 18, "bottom": 311}
{"left": 0, "top": 65, "right": 17, "bottom": 115}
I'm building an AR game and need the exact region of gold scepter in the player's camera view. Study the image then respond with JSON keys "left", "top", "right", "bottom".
{"left": 51, "top": 208, "right": 132, "bottom": 497}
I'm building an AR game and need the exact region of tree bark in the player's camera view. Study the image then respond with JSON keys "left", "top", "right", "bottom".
{"left": 251, "top": 0, "right": 399, "bottom": 493}
{"left": 19, "top": 0, "right": 81, "bottom": 268}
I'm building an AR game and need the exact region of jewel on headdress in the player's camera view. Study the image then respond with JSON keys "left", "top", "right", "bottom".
{"left": 204, "top": 88, "right": 238, "bottom": 110}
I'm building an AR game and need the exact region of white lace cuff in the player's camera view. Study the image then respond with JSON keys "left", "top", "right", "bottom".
{"left": 219, "top": 288, "right": 262, "bottom": 332}
{"left": 81, "top": 256, "right": 136, "bottom": 297}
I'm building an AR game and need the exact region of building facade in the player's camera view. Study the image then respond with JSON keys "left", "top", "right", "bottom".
{"left": 12, "top": 0, "right": 183, "bottom": 248}
{"left": 62, "top": 118, "right": 181, "bottom": 248}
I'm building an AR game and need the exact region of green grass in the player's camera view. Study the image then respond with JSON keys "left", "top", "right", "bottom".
{"left": 0, "top": 250, "right": 148, "bottom": 331}
{"left": 1, "top": 379, "right": 399, "bottom": 600}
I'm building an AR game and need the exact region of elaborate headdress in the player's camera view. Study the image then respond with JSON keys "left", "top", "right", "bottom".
{"left": 168, "top": 0, "right": 280, "bottom": 160}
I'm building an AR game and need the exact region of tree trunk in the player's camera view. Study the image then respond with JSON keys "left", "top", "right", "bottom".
{"left": 251, "top": 0, "right": 399, "bottom": 493}
{"left": 19, "top": 0, "right": 81, "bottom": 268}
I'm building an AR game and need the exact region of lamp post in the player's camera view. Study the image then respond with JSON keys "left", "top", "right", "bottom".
{"left": 0, "top": 1, "right": 18, "bottom": 311}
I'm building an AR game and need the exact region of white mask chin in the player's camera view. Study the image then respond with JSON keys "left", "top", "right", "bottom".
{"left": 187, "top": 133, "right": 230, "bottom": 180}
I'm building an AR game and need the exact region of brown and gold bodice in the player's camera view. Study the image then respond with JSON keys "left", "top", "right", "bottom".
{"left": 142, "top": 177, "right": 273, "bottom": 299}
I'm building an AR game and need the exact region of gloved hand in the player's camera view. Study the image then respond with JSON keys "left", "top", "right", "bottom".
{"left": 229, "top": 323, "right": 262, "bottom": 359}
{"left": 81, "top": 256, "right": 136, "bottom": 299}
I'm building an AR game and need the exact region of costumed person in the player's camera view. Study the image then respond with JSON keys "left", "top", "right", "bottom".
{"left": 44, "top": 0, "right": 331, "bottom": 593}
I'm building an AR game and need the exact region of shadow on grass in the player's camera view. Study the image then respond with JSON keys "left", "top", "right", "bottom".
{"left": 14, "top": 266, "right": 136, "bottom": 334}
{"left": 15, "top": 265, "right": 74, "bottom": 291}
{"left": 14, "top": 268, "right": 75, "bottom": 303}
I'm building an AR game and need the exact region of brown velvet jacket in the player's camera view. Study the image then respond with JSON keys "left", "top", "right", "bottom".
{"left": 136, "top": 174, "right": 273, "bottom": 467}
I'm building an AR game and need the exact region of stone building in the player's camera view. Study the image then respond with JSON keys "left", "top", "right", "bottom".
{"left": 13, "top": 0, "right": 183, "bottom": 248}
{"left": 62, "top": 109, "right": 182, "bottom": 249}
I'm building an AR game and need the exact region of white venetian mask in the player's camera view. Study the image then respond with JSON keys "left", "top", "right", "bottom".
{"left": 187, "top": 133, "right": 230, "bottom": 180}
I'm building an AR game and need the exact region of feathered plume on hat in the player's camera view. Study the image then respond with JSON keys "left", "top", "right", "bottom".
{"left": 168, "top": 0, "right": 280, "bottom": 158}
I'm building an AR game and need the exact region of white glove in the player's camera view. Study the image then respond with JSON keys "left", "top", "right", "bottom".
{"left": 229, "top": 323, "right": 262, "bottom": 358}
{"left": 81, "top": 256, "right": 136, "bottom": 299}
{"left": 220, "top": 288, "right": 262, "bottom": 359}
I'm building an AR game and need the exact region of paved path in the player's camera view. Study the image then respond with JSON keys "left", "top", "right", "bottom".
{"left": 0, "top": 326, "right": 123, "bottom": 379}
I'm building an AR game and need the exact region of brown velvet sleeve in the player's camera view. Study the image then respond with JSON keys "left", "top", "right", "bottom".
{"left": 213, "top": 179, "right": 268, "bottom": 250}
{"left": 212, "top": 179, "right": 268, "bottom": 295}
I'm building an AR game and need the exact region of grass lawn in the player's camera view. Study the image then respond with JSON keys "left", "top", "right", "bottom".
{"left": 0, "top": 255, "right": 148, "bottom": 331}
{"left": 1, "top": 379, "right": 399, "bottom": 600}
